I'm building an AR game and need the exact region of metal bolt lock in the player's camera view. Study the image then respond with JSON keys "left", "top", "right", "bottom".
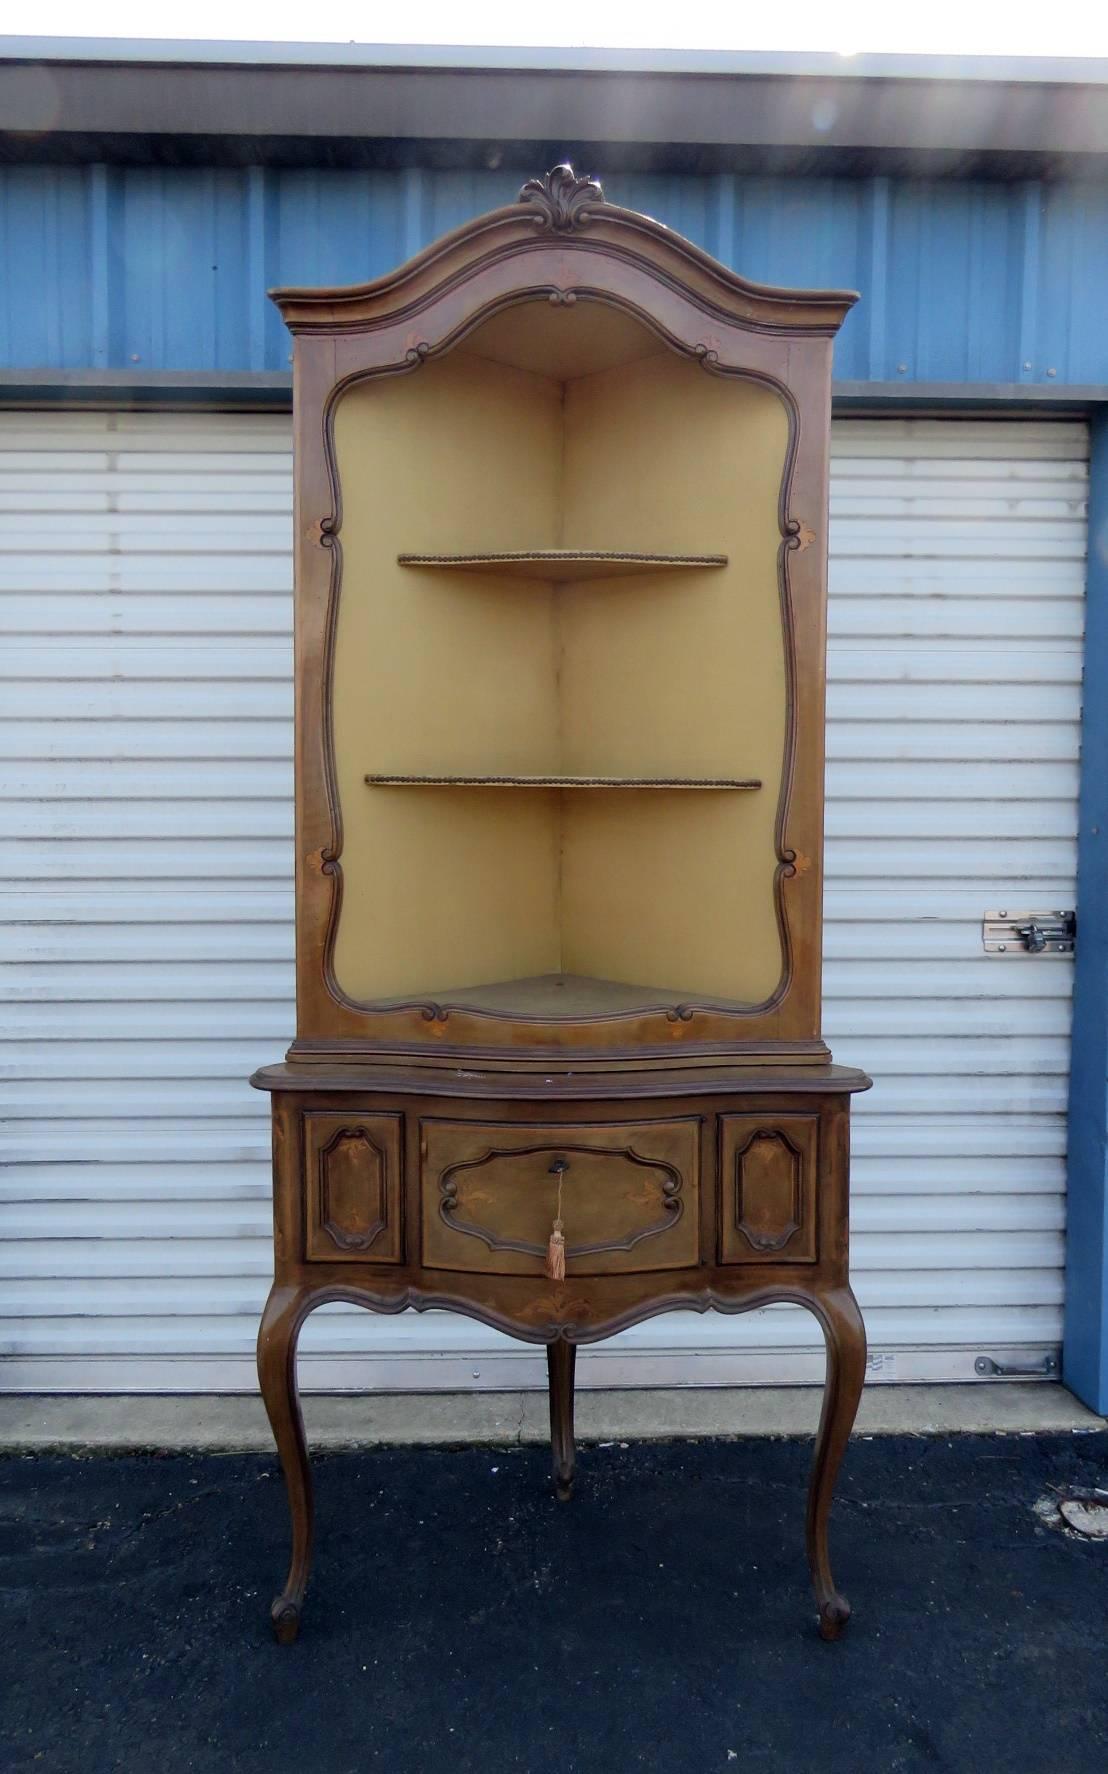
{"left": 976, "top": 1353, "right": 1058, "bottom": 1377}
{"left": 982, "top": 909, "right": 1075, "bottom": 955}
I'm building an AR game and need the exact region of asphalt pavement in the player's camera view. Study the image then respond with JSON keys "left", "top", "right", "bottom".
{"left": 2, "top": 1429, "right": 1106, "bottom": 1773}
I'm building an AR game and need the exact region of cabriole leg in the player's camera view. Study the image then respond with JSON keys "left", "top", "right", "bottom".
{"left": 806, "top": 1285, "right": 867, "bottom": 1640}
{"left": 547, "top": 1340, "right": 577, "bottom": 1501}
{"left": 257, "top": 1282, "right": 315, "bottom": 1643}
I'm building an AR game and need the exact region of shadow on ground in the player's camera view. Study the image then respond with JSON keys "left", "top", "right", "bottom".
{"left": 2, "top": 1431, "right": 1106, "bottom": 1773}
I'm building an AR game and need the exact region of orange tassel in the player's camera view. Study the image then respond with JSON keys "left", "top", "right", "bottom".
{"left": 546, "top": 1159, "right": 568, "bottom": 1281}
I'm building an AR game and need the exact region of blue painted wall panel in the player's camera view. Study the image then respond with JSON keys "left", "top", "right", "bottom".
{"left": 116, "top": 168, "right": 245, "bottom": 372}
{"left": 419, "top": 169, "right": 525, "bottom": 245}
{"left": 609, "top": 171, "right": 715, "bottom": 257}
{"left": 212, "top": 170, "right": 254, "bottom": 372}
{"left": 727, "top": 177, "right": 868, "bottom": 377}
{"left": 885, "top": 182, "right": 1023, "bottom": 383}
{"left": 3, "top": 162, "right": 1108, "bottom": 385}
{"left": 1064, "top": 410, "right": 1108, "bottom": 1415}
{"left": 1037, "top": 184, "right": 1108, "bottom": 385}
{"left": 3, "top": 167, "right": 94, "bottom": 369}
{"left": 272, "top": 171, "right": 407, "bottom": 294}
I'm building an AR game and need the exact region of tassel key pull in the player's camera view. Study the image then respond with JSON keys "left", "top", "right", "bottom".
{"left": 546, "top": 1158, "right": 569, "bottom": 1282}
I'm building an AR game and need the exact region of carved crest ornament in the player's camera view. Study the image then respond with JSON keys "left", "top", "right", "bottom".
{"left": 518, "top": 164, "right": 605, "bottom": 229}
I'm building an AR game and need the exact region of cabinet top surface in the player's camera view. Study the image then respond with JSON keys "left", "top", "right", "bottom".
{"left": 251, "top": 1062, "right": 872, "bottom": 1099}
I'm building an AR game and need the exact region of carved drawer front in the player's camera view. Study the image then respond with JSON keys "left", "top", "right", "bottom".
{"left": 421, "top": 1118, "right": 700, "bottom": 1276}
{"left": 304, "top": 1113, "right": 404, "bottom": 1264}
{"left": 718, "top": 1114, "right": 818, "bottom": 1264}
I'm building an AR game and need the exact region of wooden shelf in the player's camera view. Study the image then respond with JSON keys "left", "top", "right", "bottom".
{"left": 397, "top": 550, "right": 727, "bottom": 582}
{"left": 365, "top": 773, "right": 760, "bottom": 790}
{"left": 386, "top": 972, "right": 751, "bottom": 1017}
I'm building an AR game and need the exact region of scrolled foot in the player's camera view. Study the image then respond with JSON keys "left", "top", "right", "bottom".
{"left": 271, "top": 1595, "right": 302, "bottom": 1644}
{"left": 817, "top": 1594, "right": 852, "bottom": 1642}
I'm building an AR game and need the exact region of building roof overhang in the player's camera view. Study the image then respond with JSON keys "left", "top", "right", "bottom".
{"left": 3, "top": 37, "right": 1108, "bottom": 176}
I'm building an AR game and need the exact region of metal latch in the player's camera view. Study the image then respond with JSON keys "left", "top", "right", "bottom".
{"left": 982, "top": 910, "right": 1075, "bottom": 955}
{"left": 975, "top": 1353, "right": 1059, "bottom": 1378}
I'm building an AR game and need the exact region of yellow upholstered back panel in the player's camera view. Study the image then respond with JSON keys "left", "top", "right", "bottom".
{"left": 327, "top": 304, "right": 789, "bottom": 1009}
{"left": 558, "top": 355, "right": 788, "bottom": 1001}
{"left": 330, "top": 355, "right": 563, "bottom": 998}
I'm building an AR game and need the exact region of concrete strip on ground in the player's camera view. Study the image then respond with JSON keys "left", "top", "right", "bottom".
{"left": 0, "top": 1383, "right": 1103, "bottom": 1451}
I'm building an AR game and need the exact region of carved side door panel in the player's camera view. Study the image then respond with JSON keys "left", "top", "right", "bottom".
{"left": 718, "top": 1114, "right": 818, "bottom": 1263}
{"left": 304, "top": 1112, "right": 404, "bottom": 1263}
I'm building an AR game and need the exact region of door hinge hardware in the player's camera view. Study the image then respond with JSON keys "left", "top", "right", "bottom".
{"left": 975, "top": 1353, "right": 1059, "bottom": 1378}
{"left": 982, "top": 910, "right": 1075, "bottom": 956}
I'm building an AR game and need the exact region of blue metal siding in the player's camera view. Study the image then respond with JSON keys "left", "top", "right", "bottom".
{"left": 884, "top": 181, "right": 1024, "bottom": 383}
{"left": 417, "top": 168, "right": 524, "bottom": 245}
{"left": 1064, "top": 410, "right": 1108, "bottom": 1416}
{"left": 3, "top": 166, "right": 94, "bottom": 368}
{"left": 3, "top": 163, "right": 1108, "bottom": 382}
{"left": 1036, "top": 184, "right": 1108, "bottom": 386}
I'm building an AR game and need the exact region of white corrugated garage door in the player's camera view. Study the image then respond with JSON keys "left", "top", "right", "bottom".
{"left": 0, "top": 410, "right": 1084, "bottom": 1391}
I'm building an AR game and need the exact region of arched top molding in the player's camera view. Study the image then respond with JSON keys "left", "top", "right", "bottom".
{"left": 269, "top": 164, "right": 859, "bottom": 338}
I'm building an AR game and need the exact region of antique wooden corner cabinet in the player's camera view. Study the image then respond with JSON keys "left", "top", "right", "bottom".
{"left": 255, "top": 166, "right": 870, "bottom": 1644}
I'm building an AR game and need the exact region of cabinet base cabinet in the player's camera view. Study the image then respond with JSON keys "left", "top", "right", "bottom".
{"left": 254, "top": 1063, "right": 868, "bottom": 1644}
